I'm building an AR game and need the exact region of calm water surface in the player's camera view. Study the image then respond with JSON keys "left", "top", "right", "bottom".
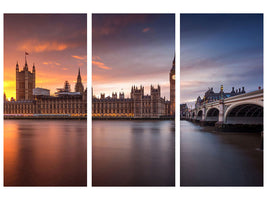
{"left": 180, "top": 120, "right": 263, "bottom": 186}
{"left": 92, "top": 120, "right": 175, "bottom": 186}
{"left": 4, "top": 120, "right": 87, "bottom": 186}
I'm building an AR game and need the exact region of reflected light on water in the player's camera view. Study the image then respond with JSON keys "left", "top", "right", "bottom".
{"left": 92, "top": 120, "right": 175, "bottom": 186}
{"left": 4, "top": 120, "right": 87, "bottom": 186}
{"left": 180, "top": 120, "right": 263, "bottom": 186}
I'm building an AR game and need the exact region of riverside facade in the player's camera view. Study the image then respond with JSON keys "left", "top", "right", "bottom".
{"left": 92, "top": 57, "right": 175, "bottom": 119}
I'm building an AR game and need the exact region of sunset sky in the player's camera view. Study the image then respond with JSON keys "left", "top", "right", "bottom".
{"left": 92, "top": 14, "right": 175, "bottom": 99}
{"left": 181, "top": 14, "right": 263, "bottom": 107}
{"left": 4, "top": 14, "right": 87, "bottom": 100}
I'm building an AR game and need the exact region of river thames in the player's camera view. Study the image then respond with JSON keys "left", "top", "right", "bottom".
{"left": 4, "top": 120, "right": 87, "bottom": 186}
{"left": 92, "top": 120, "right": 175, "bottom": 186}
{"left": 180, "top": 120, "right": 263, "bottom": 186}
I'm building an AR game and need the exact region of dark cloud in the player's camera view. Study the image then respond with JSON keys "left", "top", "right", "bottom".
{"left": 180, "top": 14, "right": 263, "bottom": 106}
{"left": 92, "top": 14, "right": 175, "bottom": 98}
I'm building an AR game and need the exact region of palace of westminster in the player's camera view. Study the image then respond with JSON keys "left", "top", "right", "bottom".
{"left": 4, "top": 56, "right": 87, "bottom": 115}
{"left": 92, "top": 57, "right": 175, "bottom": 118}
{"left": 4, "top": 55, "right": 175, "bottom": 118}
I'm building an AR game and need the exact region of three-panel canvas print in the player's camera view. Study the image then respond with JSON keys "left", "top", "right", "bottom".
{"left": 3, "top": 13, "right": 263, "bottom": 187}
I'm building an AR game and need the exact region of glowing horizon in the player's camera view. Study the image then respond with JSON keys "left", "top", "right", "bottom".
{"left": 92, "top": 14, "right": 175, "bottom": 100}
{"left": 4, "top": 14, "right": 87, "bottom": 100}
{"left": 180, "top": 14, "right": 263, "bottom": 105}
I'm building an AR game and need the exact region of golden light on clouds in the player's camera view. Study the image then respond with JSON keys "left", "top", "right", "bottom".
{"left": 92, "top": 60, "right": 112, "bottom": 70}
{"left": 72, "top": 55, "right": 87, "bottom": 60}
{"left": 18, "top": 40, "right": 69, "bottom": 52}
{"left": 43, "top": 61, "right": 61, "bottom": 66}
{"left": 142, "top": 27, "right": 150, "bottom": 32}
{"left": 92, "top": 14, "right": 175, "bottom": 100}
{"left": 4, "top": 14, "right": 87, "bottom": 100}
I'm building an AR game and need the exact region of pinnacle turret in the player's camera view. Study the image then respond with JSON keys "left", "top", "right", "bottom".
{"left": 16, "top": 61, "right": 19, "bottom": 71}
{"left": 32, "top": 63, "right": 35, "bottom": 73}
{"left": 171, "top": 55, "right": 175, "bottom": 71}
{"left": 75, "top": 68, "right": 84, "bottom": 93}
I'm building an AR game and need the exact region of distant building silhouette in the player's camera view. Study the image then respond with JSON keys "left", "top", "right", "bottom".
{"left": 92, "top": 56, "right": 175, "bottom": 119}
{"left": 180, "top": 104, "right": 188, "bottom": 117}
{"left": 4, "top": 54, "right": 87, "bottom": 115}
{"left": 170, "top": 56, "right": 175, "bottom": 116}
{"left": 64, "top": 81, "right": 71, "bottom": 92}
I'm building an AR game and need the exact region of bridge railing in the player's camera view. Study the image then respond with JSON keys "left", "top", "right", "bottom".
{"left": 224, "top": 89, "right": 263, "bottom": 102}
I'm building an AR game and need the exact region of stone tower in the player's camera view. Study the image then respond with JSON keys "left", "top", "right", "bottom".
{"left": 16, "top": 53, "right": 36, "bottom": 100}
{"left": 131, "top": 85, "right": 144, "bottom": 118}
{"left": 151, "top": 85, "right": 161, "bottom": 117}
{"left": 169, "top": 56, "right": 175, "bottom": 116}
{"left": 75, "top": 68, "right": 84, "bottom": 93}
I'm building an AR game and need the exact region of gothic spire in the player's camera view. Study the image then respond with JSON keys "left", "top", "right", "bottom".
{"left": 77, "top": 68, "right": 81, "bottom": 82}
{"left": 16, "top": 61, "right": 19, "bottom": 71}
{"left": 75, "top": 68, "right": 84, "bottom": 93}
{"left": 32, "top": 63, "right": 35, "bottom": 73}
{"left": 171, "top": 55, "right": 175, "bottom": 71}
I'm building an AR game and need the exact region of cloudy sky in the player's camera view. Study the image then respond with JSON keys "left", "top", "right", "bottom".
{"left": 4, "top": 14, "right": 87, "bottom": 100}
{"left": 180, "top": 14, "right": 263, "bottom": 106}
{"left": 92, "top": 14, "right": 175, "bottom": 99}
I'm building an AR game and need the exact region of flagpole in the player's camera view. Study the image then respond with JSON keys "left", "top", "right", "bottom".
{"left": 25, "top": 51, "right": 28, "bottom": 65}
{"left": 25, "top": 51, "right": 29, "bottom": 65}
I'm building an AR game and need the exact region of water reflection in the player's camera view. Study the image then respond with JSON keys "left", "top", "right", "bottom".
{"left": 4, "top": 120, "right": 87, "bottom": 186}
{"left": 180, "top": 120, "right": 263, "bottom": 186}
{"left": 92, "top": 120, "right": 175, "bottom": 186}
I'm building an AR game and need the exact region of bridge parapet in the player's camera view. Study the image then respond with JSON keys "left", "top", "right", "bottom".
{"left": 185, "top": 89, "right": 263, "bottom": 128}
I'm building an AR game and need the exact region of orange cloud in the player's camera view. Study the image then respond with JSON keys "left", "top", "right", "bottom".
{"left": 18, "top": 40, "right": 69, "bottom": 53}
{"left": 142, "top": 27, "right": 150, "bottom": 33}
{"left": 43, "top": 61, "right": 61, "bottom": 66}
{"left": 72, "top": 55, "right": 87, "bottom": 60}
{"left": 92, "top": 60, "right": 112, "bottom": 70}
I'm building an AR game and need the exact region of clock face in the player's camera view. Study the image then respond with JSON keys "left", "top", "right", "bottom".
{"left": 172, "top": 74, "right": 175, "bottom": 80}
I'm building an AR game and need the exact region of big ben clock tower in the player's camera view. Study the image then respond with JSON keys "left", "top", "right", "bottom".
{"left": 170, "top": 56, "right": 175, "bottom": 116}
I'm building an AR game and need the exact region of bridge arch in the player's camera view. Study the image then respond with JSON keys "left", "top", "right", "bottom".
{"left": 206, "top": 107, "right": 219, "bottom": 122}
{"left": 224, "top": 103, "right": 263, "bottom": 124}
{"left": 196, "top": 110, "right": 203, "bottom": 120}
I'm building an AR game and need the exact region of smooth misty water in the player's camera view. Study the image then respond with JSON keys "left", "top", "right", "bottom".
{"left": 92, "top": 120, "right": 175, "bottom": 186}
{"left": 4, "top": 120, "right": 87, "bottom": 186}
{"left": 180, "top": 120, "right": 263, "bottom": 186}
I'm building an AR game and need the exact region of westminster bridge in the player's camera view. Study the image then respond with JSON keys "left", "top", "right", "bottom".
{"left": 182, "top": 89, "right": 263, "bottom": 131}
